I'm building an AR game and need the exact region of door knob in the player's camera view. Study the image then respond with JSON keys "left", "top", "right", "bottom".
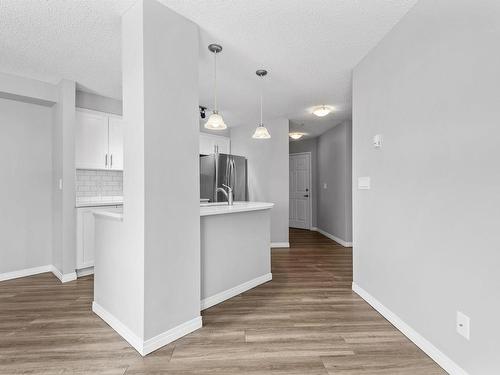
{"left": 304, "top": 194, "right": 309, "bottom": 197}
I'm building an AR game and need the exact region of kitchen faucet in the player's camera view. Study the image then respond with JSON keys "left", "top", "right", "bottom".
{"left": 216, "top": 184, "right": 233, "bottom": 205}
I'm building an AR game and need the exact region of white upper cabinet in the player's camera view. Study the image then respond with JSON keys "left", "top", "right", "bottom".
{"left": 75, "top": 109, "right": 124, "bottom": 170}
{"left": 108, "top": 117, "right": 124, "bottom": 170}
{"left": 75, "top": 111, "right": 109, "bottom": 170}
{"left": 199, "top": 133, "right": 230, "bottom": 155}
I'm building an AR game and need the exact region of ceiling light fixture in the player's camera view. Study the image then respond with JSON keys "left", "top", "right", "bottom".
{"left": 289, "top": 123, "right": 307, "bottom": 140}
{"left": 289, "top": 132, "right": 305, "bottom": 140}
{"left": 205, "top": 44, "right": 227, "bottom": 130}
{"left": 252, "top": 69, "right": 271, "bottom": 139}
{"left": 312, "top": 105, "right": 333, "bottom": 117}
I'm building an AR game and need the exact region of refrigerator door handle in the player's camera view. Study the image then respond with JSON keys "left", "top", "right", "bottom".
{"left": 228, "top": 158, "right": 231, "bottom": 187}
{"left": 232, "top": 158, "right": 236, "bottom": 190}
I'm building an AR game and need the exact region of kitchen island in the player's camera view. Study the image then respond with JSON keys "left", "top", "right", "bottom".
{"left": 93, "top": 201, "right": 274, "bottom": 313}
{"left": 200, "top": 202, "right": 274, "bottom": 309}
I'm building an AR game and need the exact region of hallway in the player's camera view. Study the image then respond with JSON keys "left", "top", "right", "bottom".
{"left": 0, "top": 229, "right": 444, "bottom": 374}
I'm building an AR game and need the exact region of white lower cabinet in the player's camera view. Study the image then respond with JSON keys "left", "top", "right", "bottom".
{"left": 76, "top": 206, "right": 122, "bottom": 272}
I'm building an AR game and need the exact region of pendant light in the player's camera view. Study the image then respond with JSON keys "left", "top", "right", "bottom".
{"left": 252, "top": 69, "right": 271, "bottom": 139}
{"left": 205, "top": 44, "right": 227, "bottom": 130}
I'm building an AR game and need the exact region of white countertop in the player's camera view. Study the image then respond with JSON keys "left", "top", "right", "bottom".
{"left": 93, "top": 210, "right": 124, "bottom": 222}
{"left": 92, "top": 201, "right": 273, "bottom": 221}
{"left": 76, "top": 196, "right": 123, "bottom": 208}
{"left": 200, "top": 201, "right": 274, "bottom": 217}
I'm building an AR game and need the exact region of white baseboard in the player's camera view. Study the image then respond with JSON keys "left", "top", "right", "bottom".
{"left": 143, "top": 316, "right": 202, "bottom": 355}
{"left": 0, "top": 264, "right": 52, "bottom": 282}
{"left": 201, "top": 273, "right": 272, "bottom": 310}
{"left": 93, "top": 301, "right": 202, "bottom": 356}
{"left": 310, "top": 226, "right": 318, "bottom": 231}
{"left": 352, "top": 283, "right": 468, "bottom": 375}
{"left": 92, "top": 301, "right": 144, "bottom": 354}
{"left": 271, "top": 242, "right": 290, "bottom": 248}
{"left": 312, "top": 227, "right": 353, "bottom": 247}
{"left": 76, "top": 266, "right": 94, "bottom": 278}
{"left": 51, "top": 266, "right": 77, "bottom": 283}
{"left": 0, "top": 265, "right": 78, "bottom": 284}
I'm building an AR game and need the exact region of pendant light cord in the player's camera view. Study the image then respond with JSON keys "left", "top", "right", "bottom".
{"left": 260, "top": 76, "right": 263, "bottom": 125}
{"left": 214, "top": 51, "right": 217, "bottom": 112}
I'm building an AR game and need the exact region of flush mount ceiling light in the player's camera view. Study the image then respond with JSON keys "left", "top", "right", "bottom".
{"left": 252, "top": 69, "right": 271, "bottom": 139}
{"left": 289, "top": 123, "right": 307, "bottom": 140}
{"left": 288, "top": 132, "right": 305, "bottom": 140}
{"left": 205, "top": 44, "right": 227, "bottom": 130}
{"left": 312, "top": 105, "right": 333, "bottom": 117}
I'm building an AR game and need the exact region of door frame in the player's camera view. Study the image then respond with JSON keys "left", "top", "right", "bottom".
{"left": 289, "top": 152, "right": 313, "bottom": 230}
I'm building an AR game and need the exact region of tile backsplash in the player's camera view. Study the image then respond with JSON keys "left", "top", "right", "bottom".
{"left": 76, "top": 169, "right": 123, "bottom": 198}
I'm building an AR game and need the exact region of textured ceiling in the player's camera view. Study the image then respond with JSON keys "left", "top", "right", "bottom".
{"left": 0, "top": 0, "right": 417, "bottom": 135}
{"left": 0, "top": 0, "right": 133, "bottom": 97}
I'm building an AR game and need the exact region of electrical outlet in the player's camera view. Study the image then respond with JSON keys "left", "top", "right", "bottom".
{"left": 456, "top": 311, "right": 470, "bottom": 340}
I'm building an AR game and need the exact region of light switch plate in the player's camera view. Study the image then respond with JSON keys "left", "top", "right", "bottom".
{"left": 323, "top": 183, "right": 327, "bottom": 189}
{"left": 358, "top": 177, "right": 370, "bottom": 190}
{"left": 456, "top": 311, "right": 470, "bottom": 340}
{"left": 59, "top": 179, "right": 63, "bottom": 190}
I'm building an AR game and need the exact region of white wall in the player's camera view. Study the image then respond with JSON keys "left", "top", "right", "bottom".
{"left": 0, "top": 71, "right": 57, "bottom": 106}
{"left": 94, "top": 0, "right": 200, "bottom": 347}
{"left": 317, "top": 121, "right": 352, "bottom": 242}
{"left": 0, "top": 72, "right": 76, "bottom": 281}
{"left": 97, "top": 0, "right": 146, "bottom": 339}
{"left": 51, "top": 79, "right": 76, "bottom": 275}
{"left": 201, "top": 210, "right": 271, "bottom": 302}
{"left": 0, "top": 98, "right": 53, "bottom": 274}
{"left": 76, "top": 90, "right": 122, "bottom": 116}
{"left": 353, "top": 1, "right": 500, "bottom": 373}
{"left": 230, "top": 118, "right": 289, "bottom": 244}
{"left": 142, "top": 0, "right": 200, "bottom": 340}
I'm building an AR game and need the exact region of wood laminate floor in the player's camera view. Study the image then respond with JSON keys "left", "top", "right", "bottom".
{"left": 0, "top": 228, "right": 445, "bottom": 374}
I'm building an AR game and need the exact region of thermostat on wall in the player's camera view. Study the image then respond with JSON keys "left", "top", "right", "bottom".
{"left": 373, "top": 134, "right": 383, "bottom": 149}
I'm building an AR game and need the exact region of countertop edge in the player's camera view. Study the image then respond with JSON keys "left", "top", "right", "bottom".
{"left": 75, "top": 201, "right": 123, "bottom": 208}
{"left": 200, "top": 202, "right": 274, "bottom": 217}
{"left": 93, "top": 211, "right": 124, "bottom": 222}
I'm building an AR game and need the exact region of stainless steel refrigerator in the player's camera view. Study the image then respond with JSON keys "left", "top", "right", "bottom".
{"left": 200, "top": 153, "right": 248, "bottom": 202}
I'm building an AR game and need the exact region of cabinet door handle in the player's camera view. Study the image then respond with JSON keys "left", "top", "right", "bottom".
{"left": 105, "top": 154, "right": 108, "bottom": 167}
{"left": 110, "top": 154, "right": 113, "bottom": 168}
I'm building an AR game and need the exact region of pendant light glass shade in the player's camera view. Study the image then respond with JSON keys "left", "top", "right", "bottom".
{"left": 205, "top": 111, "right": 227, "bottom": 130}
{"left": 252, "top": 124, "right": 271, "bottom": 139}
{"left": 205, "top": 44, "right": 226, "bottom": 130}
{"left": 252, "top": 69, "right": 271, "bottom": 139}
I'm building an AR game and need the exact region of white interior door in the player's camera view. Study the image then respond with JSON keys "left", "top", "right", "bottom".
{"left": 289, "top": 153, "right": 311, "bottom": 229}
